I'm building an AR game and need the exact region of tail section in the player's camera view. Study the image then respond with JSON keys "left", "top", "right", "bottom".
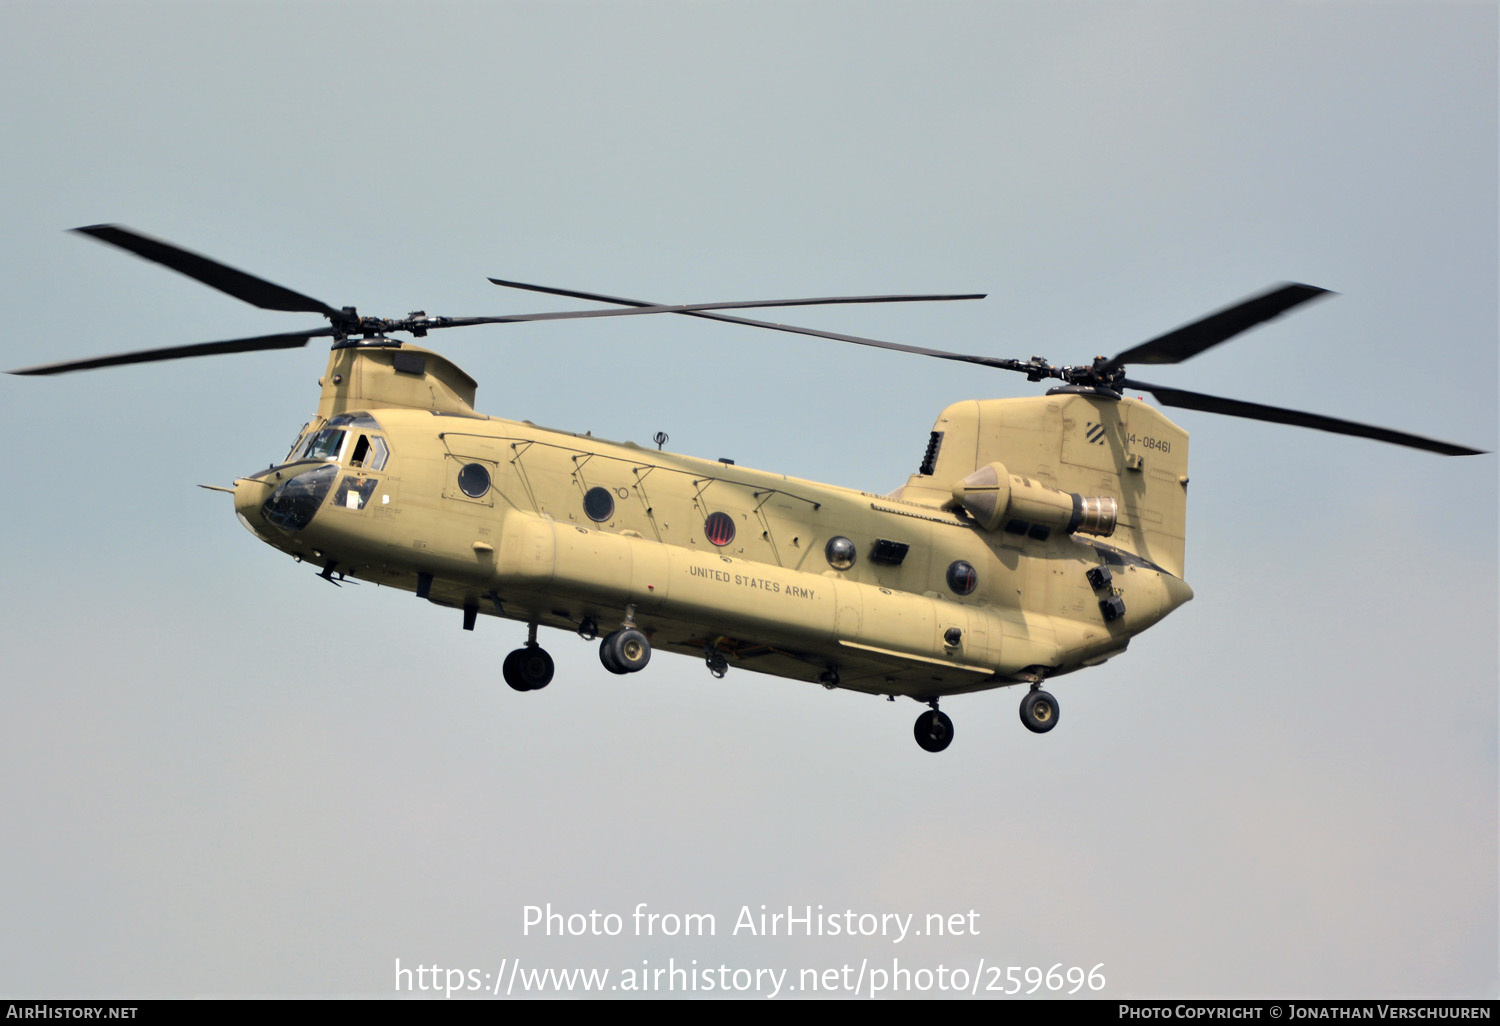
{"left": 891, "top": 393, "right": 1190, "bottom": 577}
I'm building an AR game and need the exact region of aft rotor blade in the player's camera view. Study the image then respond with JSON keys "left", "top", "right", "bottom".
{"left": 487, "top": 277, "right": 1000, "bottom": 355}
{"left": 1105, "top": 283, "right": 1332, "bottom": 369}
{"left": 8, "top": 329, "right": 331, "bottom": 376}
{"left": 73, "top": 225, "right": 342, "bottom": 318}
{"left": 1124, "top": 378, "right": 1485, "bottom": 455}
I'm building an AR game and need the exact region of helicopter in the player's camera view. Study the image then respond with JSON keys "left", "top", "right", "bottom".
{"left": 11, "top": 226, "right": 1485, "bottom": 753}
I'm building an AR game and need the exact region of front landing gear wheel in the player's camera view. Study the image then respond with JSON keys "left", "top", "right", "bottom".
{"left": 1019, "top": 689, "right": 1059, "bottom": 733}
{"left": 504, "top": 645, "right": 554, "bottom": 692}
{"left": 612, "top": 628, "right": 651, "bottom": 672}
{"left": 914, "top": 709, "right": 954, "bottom": 753}
{"left": 599, "top": 632, "right": 628, "bottom": 675}
{"left": 600, "top": 629, "right": 651, "bottom": 674}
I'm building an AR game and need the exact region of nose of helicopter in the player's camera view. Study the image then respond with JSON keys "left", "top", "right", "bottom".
{"left": 233, "top": 473, "right": 277, "bottom": 540}
{"left": 233, "top": 462, "right": 339, "bottom": 537}
{"left": 233, "top": 474, "right": 273, "bottom": 516}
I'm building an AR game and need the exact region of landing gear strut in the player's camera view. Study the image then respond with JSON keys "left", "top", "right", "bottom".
{"left": 503, "top": 624, "right": 554, "bottom": 692}
{"left": 913, "top": 701, "right": 954, "bottom": 753}
{"left": 703, "top": 643, "right": 728, "bottom": 679}
{"left": 1019, "top": 686, "right": 1059, "bottom": 734}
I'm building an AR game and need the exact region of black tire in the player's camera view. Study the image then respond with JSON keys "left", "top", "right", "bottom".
{"left": 599, "top": 632, "right": 629, "bottom": 675}
{"left": 914, "top": 709, "right": 954, "bottom": 753}
{"left": 1019, "top": 689, "right": 1059, "bottom": 734}
{"left": 503, "top": 649, "right": 532, "bottom": 692}
{"left": 516, "top": 644, "right": 554, "bottom": 691}
{"left": 609, "top": 628, "right": 651, "bottom": 673}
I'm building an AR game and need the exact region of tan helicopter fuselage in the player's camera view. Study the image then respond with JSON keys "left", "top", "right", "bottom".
{"left": 233, "top": 345, "right": 1194, "bottom": 700}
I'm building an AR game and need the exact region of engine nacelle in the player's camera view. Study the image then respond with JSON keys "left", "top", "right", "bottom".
{"left": 951, "top": 462, "right": 1117, "bottom": 537}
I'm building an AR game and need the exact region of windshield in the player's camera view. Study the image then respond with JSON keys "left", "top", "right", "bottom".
{"left": 300, "top": 427, "right": 346, "bottom": 462}
{"left": 285, "top": 413, "right": 387, "bottom": 464}
{"left": 261, "top": 464, "right": 338, "bottom": 532}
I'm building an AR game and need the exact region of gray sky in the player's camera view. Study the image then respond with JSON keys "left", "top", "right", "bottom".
{"left": 1, "top": 0, "right": 1494, "bottom": 1000}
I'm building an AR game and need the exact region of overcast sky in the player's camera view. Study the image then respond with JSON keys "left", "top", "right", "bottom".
{"left": 1, "top": 0, "right": 1494, "bottom": 1000}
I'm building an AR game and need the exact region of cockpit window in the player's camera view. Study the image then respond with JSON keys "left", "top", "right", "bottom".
{"left": 262, "top": 464, "right": 338, "bottom": 531}
{"left": 368, "top": 436, "right": 389, "bottom": 471}
{"left": 301, "top": 427, "right": 346, "bottom": 461}
{"left": 285, "top": 422, "right": 312, "bottom": 462}
{"left": 328, "top": 412, "right": 382, "bottom": 430}
{"left": 333, "top": 475, "right": 379, "bottom": 511}
{"left": 280, "top": 414, "right": 388, "bottom": 469}
{"left": 348, "top": 434, "right": 389, "bottom": 471}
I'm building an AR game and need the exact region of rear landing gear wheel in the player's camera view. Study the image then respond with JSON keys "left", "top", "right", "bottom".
{"left": 504, "top": 644, "right": 554, "bottom": 692}
{"left": 503, "top": 649, "right": 528, "bottom": 691}
{"left": 1019, "top": 689, "right": 1059, "bottom": 733}
{"left": 914, "top": 709, "right": 954, "bottom": 753}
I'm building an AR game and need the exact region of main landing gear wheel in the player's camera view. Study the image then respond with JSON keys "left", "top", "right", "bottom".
{"left": 599, "top": 634, "right": 628, "bottom": 675}
{"left": 914, "top": 709, "right": 954, "bottom": 753}
{"left": 1019, "top": 689, "right": 1059, "bottom": 734}
{"left": 503, "top": 645, "right": 554, "bottom": 692}
{"left": 600, "top": 628, "right": 651, "bottom": 675}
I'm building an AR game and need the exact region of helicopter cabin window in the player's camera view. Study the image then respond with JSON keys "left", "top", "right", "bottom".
{"left": 946, "top": 560, "right": 978, "bottom": 596}
{"left": 583, "top": 487, "right": 614, "bottom": 523}
{"left": 457, "top": 462, "right": 491, "bottom": 498}
{"left": 704, "top": 511, "right": 736, "bottom": 547}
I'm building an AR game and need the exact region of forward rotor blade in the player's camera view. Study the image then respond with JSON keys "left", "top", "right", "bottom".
{"left": 8, "top": 329, "right": 331, "bottom": 376}
{"left": 73, "top": 225, "right": 342, "bottom": 318}
{"left": 1105, "top": 283, "right": 1332, "bottom": 369}
{"left": 448, "top": 291, "right": 985, "bottom": 330}
{"left": 487, "top": 277, "right": 999, "bottom": 356}
{"left": 1124, "top": 378, "right": 1485, "bottom": 455}
{"left": 487, "top": 280, "right": 983, "bottom": 312}
{"left": 489, "top": 279, "right": 682, "bottom": 308}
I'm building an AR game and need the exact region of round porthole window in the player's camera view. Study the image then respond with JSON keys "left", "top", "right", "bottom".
{"left": 457, "top": 462, "right": 491, "bottom": 498}
{"left": 704, "top": 511, "right": 736, "bottom": 546}
{"left": 825, "top": 535, "right": 856, "bottom": 570}
{"left": 583, "top": 486, "right": 614, "bottom": 522}
{"left": 947, "top": 560, "right": 978, "bottom": 595}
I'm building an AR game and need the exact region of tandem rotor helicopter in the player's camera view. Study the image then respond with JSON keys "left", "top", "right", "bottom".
{"left": 12, "top": 226, "right": 1485, "bottom": 752}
